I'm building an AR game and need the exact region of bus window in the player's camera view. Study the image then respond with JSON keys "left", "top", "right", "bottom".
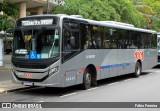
{"left": 128, "top": 31, "right": 139, "bottom": 49}
{"left": 64, "top": 31, "right": 79, "bottom": 51}
{"left": 63, "top": 20, "right": 80, "bottom": 51}
{"left": 109, "top": 28, "right": 117, "bottom": 49}
{"left": 97, "top": 26, "right": 104, "bottom": 49}
{"left": 84, "top": 25, "right": 93, "bottom": 49}
{"left": 150, "top": 34, "right": 157, "bottom": 49}
{"left": 117, "top": 29, "right": 128, "bottom": 49}
{"left": 103, "top": 28, "right": 110, "bottom": 49}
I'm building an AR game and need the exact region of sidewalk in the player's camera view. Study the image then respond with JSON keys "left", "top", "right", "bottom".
{"left": 0, "top": 54, "right": 29, "bottom": 93}
{"left": 0, "top": 80, "right": 29, "bottom": 93}
{"left": 0, "top": 54, "right": 11, "bottom": 70}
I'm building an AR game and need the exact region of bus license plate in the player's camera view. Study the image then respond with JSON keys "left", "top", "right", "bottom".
{"left": 23, "top": 82, "right": 33, "bottom": 86}
{"left": 24, "top": 73, "right": 32, "bottom": 78}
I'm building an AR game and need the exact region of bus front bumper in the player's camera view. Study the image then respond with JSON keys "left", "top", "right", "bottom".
{"left": 11, "top": 70, "right": 61, "bottom": 87}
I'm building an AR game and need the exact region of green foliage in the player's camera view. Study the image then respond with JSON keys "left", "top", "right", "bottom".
{"left": 108, "top": 0, "right": 146, "bottom": 27}
{"left": 0, "top": 2, "right": 18, "bottom": 31}
{"left": 1, "top": 2, "right": 18, "bottom": 18}
{"left": 143, "top": 0, "right": 160, "bottom": 31}
{"left": 51, "top": 0, "right": 148, "bottom": 28}
{"left": 52, "top": 0, "right": 121, "bottom": 21}
{"left": 0, "top": 15, "right": 14, "bottom": 31}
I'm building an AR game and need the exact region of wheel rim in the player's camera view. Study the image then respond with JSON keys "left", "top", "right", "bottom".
{"left": 136, "top": 65, "right": 140, "bottom": 75}
{"left": 85, "top": 73, "right": 91, "bottom": 86}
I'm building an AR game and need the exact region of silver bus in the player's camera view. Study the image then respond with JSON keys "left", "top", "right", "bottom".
{"left": 11, "top": 14, "right": 157, "bottom": 89}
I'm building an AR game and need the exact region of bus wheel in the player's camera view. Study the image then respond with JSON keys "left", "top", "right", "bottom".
{"left": 82, "top": 69, "right": 91, "bottom": 89}
{"left": 134, "top": 62, "right": 142, "bottom": 77}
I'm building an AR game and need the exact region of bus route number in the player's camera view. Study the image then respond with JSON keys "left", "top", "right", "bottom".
{"left": 134, "top": 51, "right": 144, "bottom": 61}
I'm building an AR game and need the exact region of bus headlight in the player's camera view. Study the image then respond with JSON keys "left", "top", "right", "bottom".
{"left": 49, "top": 66, "right": 59, "bottom": 76}
{"left": 11, "top": 66, "right": 15, "bottom": 73}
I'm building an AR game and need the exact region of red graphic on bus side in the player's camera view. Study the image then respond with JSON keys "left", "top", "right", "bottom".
{"left": 134, "top": 51, "right": 144, "bottom": 61}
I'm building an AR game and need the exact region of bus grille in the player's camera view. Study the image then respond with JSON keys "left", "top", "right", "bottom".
{"left": 14, "top": 64, "right": 47, "bottom": 69}
{"left": 12, "top": 57, "right": 59, "bottom": 69}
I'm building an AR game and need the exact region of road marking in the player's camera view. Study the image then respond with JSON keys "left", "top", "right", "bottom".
{"left": 38, "top": 101, "right": 44, "bottom": 102}
{"left": 108, "top": 82, "right": 119, "bottom": 86}
{"left": 87, "top": 87, "right": 98, "bottom": 91}
{"left": 60, "top": 92, "right": 77, "bottom": 98}
{"left": 0, "top": 88, "right": 5, "bottom": 93}
{"left": 124, "top": 79, "right": 132, "bottom": 82}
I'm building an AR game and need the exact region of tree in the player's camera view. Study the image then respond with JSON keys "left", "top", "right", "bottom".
{"left": 144, "top": 0, "right": 160, "bottom": 31}
{"left": 0, "top": 2, "right": 18, "bottom": 31}
{"left": 108, "top": 0, "right": 146, "bottom": 27}
{"left": 52, "top": 0, "right": 120, "bottom": 21}
{"left": 51, "top": 0, "right": 147, "bottom": 28}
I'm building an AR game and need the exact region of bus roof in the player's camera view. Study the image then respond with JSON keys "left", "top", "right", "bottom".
{"left": 17, "top": 14, "right": 157, "bottom": 34}
{"left": 157, "top": 32, "right": 160, "bottom": 35}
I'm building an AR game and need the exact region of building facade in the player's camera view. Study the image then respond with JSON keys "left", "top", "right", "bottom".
{"left": 6, "top": 0, "right": 63, "bottom": 18}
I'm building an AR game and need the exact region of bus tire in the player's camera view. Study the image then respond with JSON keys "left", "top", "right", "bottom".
{"left": 134, "top": 62, "right": 142, "bottom": 77}
{"left": 82, "top": 69, "right": 91, "bottom": 90}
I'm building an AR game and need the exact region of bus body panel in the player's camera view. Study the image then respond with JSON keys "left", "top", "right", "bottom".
{"left": 62, "top": 51, "right": 84, "bottom": 87}
{"left": 117, "top": 49, "right": 133, "bottom": 76}
{"left": 142, "top": 49, "right": 157, "bottom": 70}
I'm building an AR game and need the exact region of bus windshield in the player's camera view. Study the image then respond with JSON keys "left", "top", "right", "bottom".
{"left": 13, "top": 28, "right": 60, "bottom": 59}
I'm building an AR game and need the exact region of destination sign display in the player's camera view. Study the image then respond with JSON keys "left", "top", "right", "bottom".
{"left": 16, "top": 17, "right": 58, "bottom": 26}
{"left": 21, "top": 19, "right": 53, "bottom": 26}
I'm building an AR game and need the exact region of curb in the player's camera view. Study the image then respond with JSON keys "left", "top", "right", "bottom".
{"left": 0, "top": 64, "right": 11, "bottom": 70}
{"left": 0, "top": 86, "right": 32, "bottom": 94}
{"left": 7, "top": 86, "right": 33, "bottom": 93}
{"left": 0, "top": 80, "right": 31, "bottom": 94}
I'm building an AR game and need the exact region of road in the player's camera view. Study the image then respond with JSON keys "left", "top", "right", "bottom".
{"left": 0, "top": 67, "right": 160, "bottom": 111}
{"left": 0, "top": 69, "right": 11, "bottom": 82}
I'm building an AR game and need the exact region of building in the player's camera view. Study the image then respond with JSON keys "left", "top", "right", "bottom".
{"left": 5, "top": 0, "right": 64, "bottom": 18}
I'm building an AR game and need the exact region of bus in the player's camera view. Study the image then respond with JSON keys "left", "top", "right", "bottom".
{"left": 11, "top": 14, "right": 157, "bottom": 89}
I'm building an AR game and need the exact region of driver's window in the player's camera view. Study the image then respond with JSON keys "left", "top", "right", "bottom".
{"left": 63, "top": 20, "right": 80, "bottom": 51}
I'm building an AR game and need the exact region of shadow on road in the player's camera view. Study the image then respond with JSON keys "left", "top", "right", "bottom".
{"left": 153, "top": 64, "right": 160, "bottom": 69}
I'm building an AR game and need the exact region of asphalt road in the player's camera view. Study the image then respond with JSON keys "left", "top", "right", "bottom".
{"left": 0, "top": 69, "right": 11, "bottom": 82}
{"left": 0, "top": 67, "right": 160, "bottom": 111}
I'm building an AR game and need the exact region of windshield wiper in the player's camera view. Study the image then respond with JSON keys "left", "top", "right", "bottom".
{"left": 21, "top": 27, "right": 25, "bottom": 41}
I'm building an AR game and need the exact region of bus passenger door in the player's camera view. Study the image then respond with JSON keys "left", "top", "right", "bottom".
{"left": 62, "top": 19, "right": 82, "bottom": 87}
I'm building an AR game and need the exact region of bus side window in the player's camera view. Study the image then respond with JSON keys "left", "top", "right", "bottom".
{"left": 70, "top": 31, "right": 79, "bottom": 49}
{"left": 110, "top": 28, "right": 117, "bottom": 49}
{"left": 103, "top": 31, "right": 110, "bottom": 49}
{"left": 64, "top": 30, "right": 71, "bottom": 50}
{"left": 63, "top": 21, "right": 80, "bottom": 51}
{"left": 83, "top": 25, "right": 93, "bottom": 49}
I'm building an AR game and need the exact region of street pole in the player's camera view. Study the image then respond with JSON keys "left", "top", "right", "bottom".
{"left": 47, "top": 0, "right": 50, "bottom": 14}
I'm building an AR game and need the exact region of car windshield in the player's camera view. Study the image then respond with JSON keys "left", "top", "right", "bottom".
{"left": 13, "top": 28, "right": 59, "bottom": 59}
